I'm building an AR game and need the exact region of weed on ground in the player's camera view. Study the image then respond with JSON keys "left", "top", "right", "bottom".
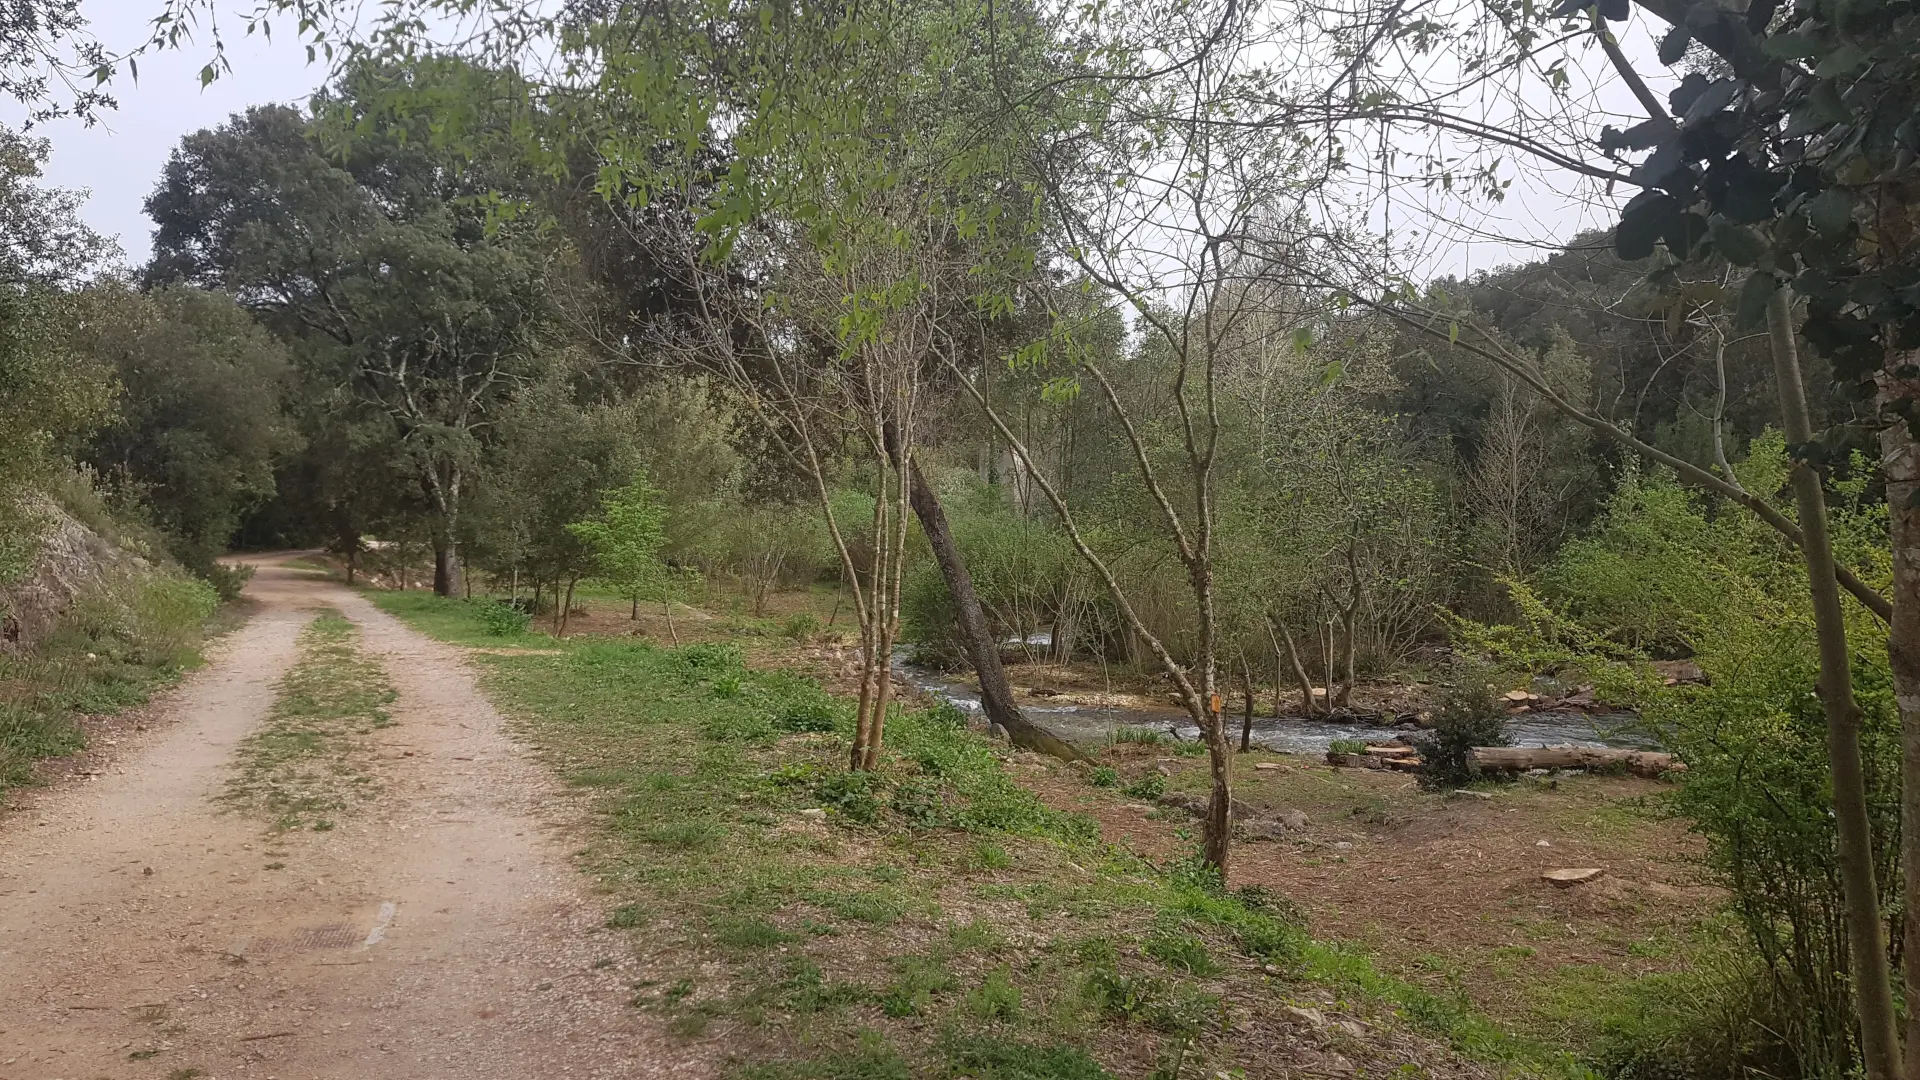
{"left": 226, "top": 610, "right": 395, "bottom": 830}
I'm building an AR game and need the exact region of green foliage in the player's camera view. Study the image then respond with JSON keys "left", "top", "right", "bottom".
{"left": 940, "top": 1035, "right": 1115, "bottom": 1079}
{"left": 963, "top": 967, "right": 1023, "bottom": 1020}
{"left": 1121, "top": 774, "right": 1166, "bottom": 800}
{"left": 1143, "top": 928, "right": 1218, "bottom": 975}
{"left": 73, "top": 283, "right": 295, "bottom": 573}
{"left": 472, "top": 598, "right": 532, "bottom": 636}
{"left": 1414, "top": 662, "right": 1511, "bottom": 789}
{"left": 1468, "top": 444, "right": 1900, "bottom": 1077}
{"left": 1, "top": 565, "right": 219, "bottom": 795}
{"left": 1326, "top": 738, "right": 1368, "bottom": 756}
{"left": 226, "top": 611, "right": 397, "bottom": 830}
{"left": 569, "top": 469, "right": 677, "bottom": 609}
{"left": 814, "top": 770, "right": 882, "bottom": 824}
{"left": 1085, "top": 765, "right": 1118, "bottom": 788}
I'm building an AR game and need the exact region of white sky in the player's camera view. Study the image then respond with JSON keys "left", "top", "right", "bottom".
{"left": 1, "top": 0, "right": 334, "bottom": 268}
{"left": 6, "top": 0, "right": 1665, "bottom": 278}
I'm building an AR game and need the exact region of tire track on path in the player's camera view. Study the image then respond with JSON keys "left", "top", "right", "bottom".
{"left": 0, "top": 557, "right": 693, "bottom": 1080}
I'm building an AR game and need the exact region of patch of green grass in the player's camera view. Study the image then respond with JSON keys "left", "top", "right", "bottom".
{"left": 1144, "top": 928, "right": 1219, "bottom": 975}
{"left": 2, "top": 571, "right": 223, "bottom": 798}
{"left": 362, "top": 589, "right": 553, "bottom": 648}
{"left": 378, "top": 591, "right": 1576, "bottom": 1080}
{"left": 964, "top": 966, "right": 1024, "bottom": 1020}
{"left": 225, "top": 611, "right": 397, "bottom": 831}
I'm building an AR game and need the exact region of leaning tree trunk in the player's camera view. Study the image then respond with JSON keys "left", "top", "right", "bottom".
{"left": 1770, "top": 287, "right": 1903, "bottom": 1080}
{"left": 903, "top": 453, "right": 1087, "bottom": 763}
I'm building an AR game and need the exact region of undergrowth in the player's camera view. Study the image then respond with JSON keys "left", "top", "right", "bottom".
{"left": 370, "top": 589, "right": 1590, "bottom": 1080}
{"left": 226, "top": 610, "right": 395, "bottom": 830}
{"left": 1, "top": 569, "right": 221, "bottom": 797}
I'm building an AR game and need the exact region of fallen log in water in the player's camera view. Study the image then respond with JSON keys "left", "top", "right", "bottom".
{"left": 1471, "top": 746, "right": 1682, "bottom": 778}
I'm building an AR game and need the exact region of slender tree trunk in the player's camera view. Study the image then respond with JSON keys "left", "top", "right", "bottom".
{"left": 559, "top": 577, "right": 577, "bottom": 637}
{"left": 663, "top": 598, "right": 679, "bottom": 646}
{"left": 1877, "top": 364, "right": 1920, "bottom": 1074}
{"left": 632, "top": 594, "right": 639, "bottom": 620}
{"left": 1239, "top": 652, "right": 1255, "bottom": 753}
{"left": 1768, "top": 286, "right": 1902, "bottom": 1080}
{"left": 1274, "top": 618, "right": 1319, "bottom": 716}
{"left": 900, "top": 450, "right": 1085, "bottom": 761}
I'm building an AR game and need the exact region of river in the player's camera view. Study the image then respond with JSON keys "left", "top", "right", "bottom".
{"left": 894, "top": 655, "right": 1655, "bottom": 753}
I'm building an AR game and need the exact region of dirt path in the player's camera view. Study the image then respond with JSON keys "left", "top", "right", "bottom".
{"left": 0, "top": 560, "right": 684, "bottom": 1080}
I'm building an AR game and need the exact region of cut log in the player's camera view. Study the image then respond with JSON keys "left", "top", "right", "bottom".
{"left": 1364, "top": 745, "right": 1416, "bottom": 757}
{"left": 1542, "top": 868, "right": 1605, "bottom": 887}
{"left": 1472, "top": 746, "right": 1682, "bottom": 778}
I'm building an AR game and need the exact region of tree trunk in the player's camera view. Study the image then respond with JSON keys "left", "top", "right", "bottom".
{"left": 1239, "top": 652, "right": 1255, "bottom": 753}
{"left": 663, "top": 598, "right": 679, "bottom": 646}
{"left": 1768, "top": 286, "right": 1902, "bottom": 1080}
{"left": 902, "top": 454, "right": 1087, "bottom": 762}
{"left": 432, "top": 530, "right": 460, "bottom": 598}
{"left": 559, "top": 577, "right": 577, "bottom": 637}
{"left": 1877, "top": 366, "right": 1920, "bottom": 1075}
{"left": 1471, "top": 746, "right": 1682, "bottom": 778}
{"left": 1273, "top": 617, "right": 1319, "bottom": 716}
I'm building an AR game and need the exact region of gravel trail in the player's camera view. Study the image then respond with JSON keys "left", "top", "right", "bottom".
{"left": 0, "top": 558, "right": 689, "bottom": 1080}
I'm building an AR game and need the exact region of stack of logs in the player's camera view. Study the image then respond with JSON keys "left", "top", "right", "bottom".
{"left": 1328, "top": 743, "right": 1682, "bottom": 779}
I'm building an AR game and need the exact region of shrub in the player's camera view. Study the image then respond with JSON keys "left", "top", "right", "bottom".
{"left": 1087, "top": 765, "right": 1118, "bottom": 788}
{"left": 1327, "top": 737, "right": 1368, "bottom": 756}
{"left": 1414, "top": 661, "right": 1509, "bottom": 788}
{"left": 781, "top": 612, "right": 821, "bottom": 641}
{"left": 1122, "top": 774, "right": 1166, "bottom": 800}
{"left": 775, "top": 692, "right": 842, "bottom": 734}
{"left": 202, "top": 562, "right": 254, "bottom": 603}
{"left": 472, "top": 598, "right": 532, "bottom": 636}
{"left": 814, "top": 770, "right": 882, "bottom": 824}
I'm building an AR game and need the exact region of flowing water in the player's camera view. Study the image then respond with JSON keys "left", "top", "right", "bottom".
{"left": 895, "top": 655, "right": 1655, "bottom": 754}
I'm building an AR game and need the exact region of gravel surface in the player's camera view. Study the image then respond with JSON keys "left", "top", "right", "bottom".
{"left": 0, "top": 558, "right": 700, "bottom": 1080}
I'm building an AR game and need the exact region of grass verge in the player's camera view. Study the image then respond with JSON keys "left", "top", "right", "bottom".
{"left": 2, "top": 571, "right": 227, "bottom": 799}
{"left": 226, "top": 609, "right": 395, "bottom": 831}
{"left": 367, "top": 590, "right": 1603, "bottom": 1080}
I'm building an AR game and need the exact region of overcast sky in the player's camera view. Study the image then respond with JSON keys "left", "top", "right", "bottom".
{"left": 7, "top": 0, "right": 1653, "bottom": 278}
{"left": 1, "top": 0, "right": 333, "bottom": 267}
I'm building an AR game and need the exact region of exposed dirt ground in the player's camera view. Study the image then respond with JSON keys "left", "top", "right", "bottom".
{"left": 0, "top": 558, "right": 688, "bottom": 1080}
{"left": 1025, "top": 747, "right": 1719, "bottom": 1033}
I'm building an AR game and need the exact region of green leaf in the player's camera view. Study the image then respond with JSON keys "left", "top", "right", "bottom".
{"left": 1318, "top": 360, "right": 1345, "bottom": 388}
{"left": 1291, "top": 327, "right": 1314, "bottom": 354}
{"left": 1615, "top": 191, "right": 1680, "bottom": 261}
{"left": 1658, "top": 25, "right": 1692, "bottom": 64}
{"left": 1735, "top": 271, "right": 1776, "bottom": 329}
{"left": 1709, "top": 216, "right": 1769, "bottom": 266}
{"left": 1813, "top": 45, "right": 1867, "bottom": 77}
{"left": 1808, "top": 187, "right": 1854, "bottom": 237}
{"left": 1761, "top": 33, "right": 1821, "bottom": 58}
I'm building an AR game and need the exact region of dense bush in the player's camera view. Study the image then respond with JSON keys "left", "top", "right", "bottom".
{"left": 471, "top": 598, "right": 533, "bottom": 636}
{"left": 1458, "top": 442, "right": 1899, "bottom": 1080}
{"left": 1413, "top": 662, "right": 1509, "bottom": 788}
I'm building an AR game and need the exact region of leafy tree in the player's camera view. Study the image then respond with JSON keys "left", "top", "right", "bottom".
{"left": 568, "top": 472, "right": 678, "bottom": 632}
{"left": 144, "top": 65, "right": 566, "bottom": 597}
{"left": 74, "top": 284, "right": 296, "bottom": 572}
{"left": 0, "top": 130, "right": 112, "bottom": 581}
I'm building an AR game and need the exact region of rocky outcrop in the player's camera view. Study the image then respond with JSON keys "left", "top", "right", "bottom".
{"left": 1, "top": 499, "right": 151, "bottom": 653}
